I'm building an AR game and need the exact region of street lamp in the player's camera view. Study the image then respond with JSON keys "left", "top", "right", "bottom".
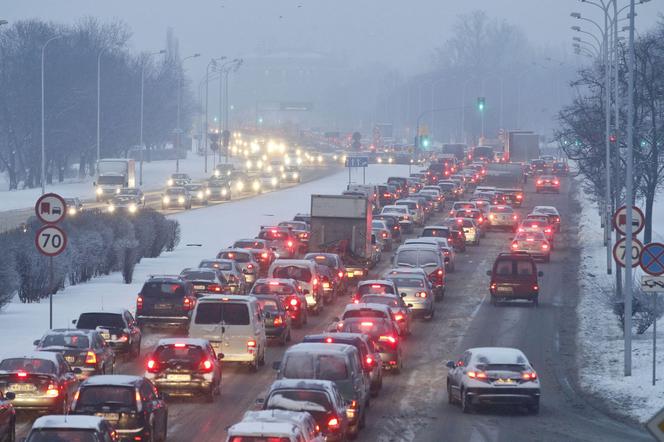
{"left": 139, "top": 49, "right": 166, "bottom": 186}
{"left": 176, "top": 53, "right": 201, "bottom": 173}
{"left": 204, "top": 57, "right": 226, "bottom": 173}
{"left": 41, "top": 35, "right": 64, "bottom": 195}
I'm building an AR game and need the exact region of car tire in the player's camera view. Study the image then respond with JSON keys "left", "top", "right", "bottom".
{"left": 8, "top": 418, "right": 15, "bottom": 442}
{"left": 544, "top": 254, "right": 550, "bottom": 263}
{"left": 533, "top": 296, "right": 539, "bottom": 307}
{"left": 447, "top": 383, "right": 456, "bottom": 405}
{"left": 461, "top": 389, "right": 473, "bottom": 414}
{"left": 528, "top": 400, "right": 540, "bottom": 415}
{"left": 490, "top": 296, "right": 497, "bottom": 306}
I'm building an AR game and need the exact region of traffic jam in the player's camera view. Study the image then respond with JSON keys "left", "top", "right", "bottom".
{"left": 1, "top": 151, "right": 569, "bottom": 442}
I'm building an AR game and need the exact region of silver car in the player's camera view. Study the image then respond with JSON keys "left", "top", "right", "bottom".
{"left": 383, "top": 268, "right": 435, "bottom": 320}
{"left": 487, "top": 205, "right": 518, "bottom": 231}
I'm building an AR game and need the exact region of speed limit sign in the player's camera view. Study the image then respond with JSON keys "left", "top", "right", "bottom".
{"left": 35, "top": 225, "right": 67, "bottom": 257}
{"left": 613, "top": 237, "right": 644, "bottom": 268}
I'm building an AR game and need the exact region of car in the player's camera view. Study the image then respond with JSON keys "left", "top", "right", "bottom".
{"left": 74, "top": 310, "right": 141, "bottom": 360}
{"left": 531, "top": 206, "right": 561, "bottom": 232}
{"left": 216, "top": 248, "right": 260, "bottom": 287}
{"left": 282, "top": 165, "right": 302, "bottom": 183}
{"left": 227, "top": 410, "right": 323, "bottom": 442}
{"left": 315, "top": 263, "right": 338, "bottom": 305}
{"left": 34, "top": 329, "right": 116, "bottom": 379}
{"left": 180, "top": 267, "right": 229, "bottom": 296}
{"left": 372, "top": 214, "right": 402, "bottom": 241}
{"left": 371, "top": 220, "right": 393, "bottom": 250}
{"left": 278, "top": 221, "right": 310, "bottom": 247}
{"left": 519, "top": 217, "right": 555, "bottom": 245}
{"left": 487, "top": 252, "right": 544, "bottom": 306}
{"left": 359, "top": 293, "right": 412, "bottom": 337}
{"left": 304, "top": 253, "right": 348, "bottom": 297}
{"left": 380, "top": 205, "right": 413, "bottom": 233}
{"left": 25, "top": 415, "right": 118, "bottom": 442}
{"left": 107, "top": 195, "right": 140, "bottom": 215}
{"left": 452, "top": 218, "right": 480, "bottom": 245}
{"left": 535, "top": 175, "right": 560, "bottom": 193}
{"left": 377, "top": 184, "right": 396, "bottom": 206}
{"left": 167, "top": 173, "right": 191, "bottom": 186}
{"left": 273, "top": 343, "right": 370, "bottom": 439}
{"left": 259, "top": 379, "right": 350, "bottom": 442}
{"left": 337, "top": 302, "right": 399, "bottom": 334}
{"left": 161, "top": 186, "right": 192, "bottom": 210}
{"left": 213, "top": 163, "right": 235, "bottom": 178}
{"left": 64, "top": 197, "right": 84, "bottom": 216}
{"left": 257, "top": 226, "right": 302, "bottom": 259}
{"left": 144, "top": 338, "right": 223, "bottom": 402}
{"left": 71, "top": 375, "right": 168, "bottom": 441}
{"left": 452, "top": 208, "right": 486, "bottom": 236}
{"left": 404, "top": 237, "right": 455, "bottom": 272}
{"left": 250, "top": 278, "right": 309, "bottom": 328}
{"left": 303, "top": 333, "right": 383, "bottom": 398}
{"left": 259, "top": 171, "right": 281, "bottom": 191}
{"left": 393, "top": 245, "right": 446, "bottom": 300}
{"left": 268, "top": 260, "right": 324, "bottom": 315}
{"left": 511, "top": 231, "right": 551, "bottom": 262}
{"left": 530, "top": 159, "right": 547, "bottom": 175}
{"left": 449, "top": 201, "right": 477, "bottom": 216}
{"left": 135, "top": 275, "right": 197, "bottom": 329}
{"left": 0, "top": 352, "right": 80, "bottom": 413}
{"left": 198, "top": 259, "right": 248, "bottom": 294}
{"left": 188, "top": 295, "right": 267, "bottom": 371}
{"left": 446, "top": 347, "right": 541, "bottom": 414}
{"left": 0, "top": 390, "right": 15, "bottom": 442}
{"left": 487, "top": 205, "right": 519, "bottom": 231}
{"left": 394, "top": 199, "right": 424, "bottom": 226}
{"left": 185, "top": 183, "right": 210, "bottom": 206}
{"left": 333, "top": 318, "right": 403, "bottom": 374}
{"left": 207, "top": 178, "right": 232, "bottom": 201}
{"left": 497, "top": 188, "right": 524, "bottom": 207}
{"left": 383, "top": 268, "right": 435, "bottom": 320}
{"left": 387, "top": 177, "right": 408, "bottom": 198}
{"left": 351, "top": 280, "right": 398, "bottom": 304}
{"left": 253, "top": 294, "right": 292, "bottom": 345}
{"left": 552, "top": 161, "right": 569, "bottom": 176}
{"left": 293, "top": 213, "right": 311, "bottom": 224}
{"left": 233, "top": 238, "right": 277, "bottom": 273}
{"left": 117, "top": 187, "right": 145, "bottom": 205}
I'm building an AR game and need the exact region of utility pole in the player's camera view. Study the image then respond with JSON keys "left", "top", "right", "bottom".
{"left": 139, "top": 49, "right": 165, "bottom": 186}
{"left": 41, "top": 35, "right": 63, "bottom": 195}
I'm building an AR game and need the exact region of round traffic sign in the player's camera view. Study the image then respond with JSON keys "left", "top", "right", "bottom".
{"left": 35, "top": 225, "right": 67, "bottom": 257}
{"left": 35, "top": 193, "right": 66, "bottom": 224}
{"left": 613, "top": 205, "right": 645, "bottom": 236}
{"left": 613, "top": 237, "right": 644, "bottom": 268}
{"left": 640, "top": 242, "right": 664, "bottom": 276}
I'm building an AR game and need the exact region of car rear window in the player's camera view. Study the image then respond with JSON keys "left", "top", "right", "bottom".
{"left": 306, "top": 255, "right": 336, "bottom": 267}
{"left": 77, "top": 386, "right": 135, "bottom": 408}
{"left": 340, "top": 318, "right": 391, "bottom": 336}
{"left": 358, "top": 284, "right": 394, "bottom": 295}
{"left": 490, "top": 206, "right": 513, "bottom": 213}
{"left": 199, "top": 260, "right": 233, "bottom": 271}
{"left": 421, "top": 228, "right": 448, "bottom": 237}
{"left": 258, "top": 230, "right": 285, "bottom": 240}
{"left": 265, "top": 389, "right": 331, "bottom": 417}
{"left": 41, "top": 333, "right": 90, "bottom": 349}
{"left": 180, "top": 270, "right": 216, "bottom": 281}
{"left": 27, "top": 430, "right": 99, "bottom": 442}
{"left": 194, "top": 302, "right": 250, "bottom": 325}
{"left": 360, "top": 295, "right": 399, "bottom": 307}
{"left": 77, "top": 313, "right": 125, "bottom": 329}
{"left": 389, "top": 277, "right": 425, "bottom": 288}
{"left": 0, "top": 358, "right": 56, "bottom": 374}
{"left": 141, "top": 282, "right": 185, "bottom": 297}
{"left": 282, "top": 354, "right": 348, "bottom": 381}
{"left": 251, "top": 282, "right": 295, "bottom": 295}
{"left": 154, "top": 344, "right": 204, "bottom": 366}
{"left": 494, "top": 259, "right": 535, "bottom": 277}
{"left": 233, "top": 241, "right": 263, "bottom": 249}
{"left": 343, "top": 309, "right": 387, "bottom": 319}
{"left": 218, "top": 251, "right": 251, "bottom": 263}
{"left": 272, "top": 266, "right": 312, "bottom": 282}
{"left": 257, "top": 299, "right": 279, "bottom": 313}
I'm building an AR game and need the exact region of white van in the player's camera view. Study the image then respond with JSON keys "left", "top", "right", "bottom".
{"left": 188, "top": 294, "right": 267, "bottom": 371}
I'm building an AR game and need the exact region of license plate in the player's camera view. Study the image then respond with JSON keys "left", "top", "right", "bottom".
{"left": 9, "top": 383, "right": 35, "bottom": 392}
{"left": 194, "top": 285, "right": 205, "bottom": 290}
{"left": 497, "top": 286, "right": 513, "bottom": 294}
{"left": 155, "top": 303, "right": 171, "bottom": 310}
{"left": 101, "top": 333, "right": 110, "bottom": 340}
{"left": 65, "top": 356, "right": 76, "bottom": 363}
{"left": 353, "top": 270, "right": 363, "bottom": 276}
{"left": 347, "top": 272, "right": 355, "bottom": 277}
{"left": 496, "top": 378, "right": 516, "bottom": 384}
{"left": 166, "top": 374, "right": 191, "bottom": 381}
{"left": 96, "top": 412, "right": 119, "bottom": 421}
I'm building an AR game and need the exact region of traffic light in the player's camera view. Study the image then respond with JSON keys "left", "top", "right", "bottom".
{"left": 609, "top": 133, "right": 617, "bottom": 143}
{"left": 421, "top": 135, "right": 431, "bottom": 149}
{"left": 477, "top": 97, "right": 485, "bottom": 112}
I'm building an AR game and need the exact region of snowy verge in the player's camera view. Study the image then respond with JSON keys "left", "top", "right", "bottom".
{"left": 576, "top": 177, "right": 664, "bottom": 423}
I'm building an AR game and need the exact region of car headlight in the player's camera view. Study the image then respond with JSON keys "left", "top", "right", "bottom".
{"left": 281, "top": 173, "right": 287, "bottom": 179}
{"left": 128, "top": 204, "right": 137, "bottom": 213}
{"left": 214, "top": 170, "right": 220, "bottom": 177}
{"left": 221, "top": 188, "right": 228, "bottom": 196}
{"left": 197, "top": 191, "right": 204, "bottom": 199}
{"left": 271, "top": 177, "right": 278, "bottom": 186}
{"left": 115, "top": 188, "right": 121, "bottom": 194}
{"left": 205, "top": 188, "right": 211, "bottom": 196}
{"left": 292, "top": 172, "right": 299, "bottom": 179}
{"left": 68, "top": 208, "right": 77, "bottom": 216}
{"left": 317, "top": 155, "right": 323, "bottom": 163}
{"left": 108, "top": 205, "right": 115, "bottom": 213}
{"left": 163, "top": 196, "right": 170, "bottom": 203}
{"left": 178, "top": 196, "right": 185, "bottom": 204}
{"left": 252, "top": 181, "right": 261, "bottom": 191}
{"left": 377, "top": 157, "right": 383, "bottom": 163}
{"left": 236, "top": 181, "right": 245, "bottom": 191}
{"left": 96, "top": 188, "right": 103, "bottom": 195}
{"left": 167, "top": 179, "right": 174, "bottom": 186}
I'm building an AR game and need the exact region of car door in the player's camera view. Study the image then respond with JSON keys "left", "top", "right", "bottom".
{"left": 221, "top": 302, "right": 255, "bottom": 356}
{"left": 0, "top": 393, "right": 10, "bottom": 437}
{"left": 350, "top": 352, "right": 369, "bottom": 406}
{"left": 450, "top": 352, "right": 471, "bottom": 399}
{"left": 56, "top": 355, "right": 78, "bottom": 401}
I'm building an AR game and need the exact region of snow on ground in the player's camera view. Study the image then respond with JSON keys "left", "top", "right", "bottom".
{"left": 0, "top": 152, "right": 222, "bottom": 211}
{"left": 576, "top": 176, "right": 664, "bottom": 423}
{"left": 0, "top": 164, "right": 411, "bottom": 357}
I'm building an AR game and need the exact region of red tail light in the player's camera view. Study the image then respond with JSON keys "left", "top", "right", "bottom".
{"left": 45, "top": 384, "right": 60, "bottom": 397}
{"left": 207, "top": 284, "right": 222, "bottom": 292}
{"left": 537, "top": 180, "right": 543, "bottom": 185}
{"left": 183, "top": 297, "right": 194, "bottom": 311}
{"left": 379, "top": 335, "right": 397, "bottom": 345}
{"left": 247, "top": 264, "right": 254, "bottom": 270}
{"left": 327, "top": 417, "right": 340, "bottom": 430}
{"left": 382, "top": 232, "right": 388, "bottom": 238}
{"left": 312, "top": 278, "right": 319, "bottom": 286}
{"left": 544, "top": 228, "right": 552, "bottom": 233}
{"left": 513, "top": 215, "right": 518, "bottom": 220}
{"left": 17, "top": 371, "right": 28, "bottom": 378}
{"left": 289, "top": 298, "right": 299, "bottom": 307}
{"left": 542, "top": 243, "right": 549, "bottom": 250}
{"left": 136, "top": 295, "right": 143, "bottom": 311}
{"left": 533, "top": 285, "right": 539, "bottom": 291}
{"left": 199, "top": 359, "right": 214, "bottom": 373}
{"left": 261, "top": 252, "right": 269, "bottom": 259}
{"left": 85, "top": 351, "right": 97, "bottom": 365}
{"left": 273, "top": 316, "right": 283, "bottom": 326}
{"left": 287, "top": 240, "right": 294, "bottom": 248}
{"left": 516, "top": 194, "right": 523, "bottom": 199}
{"left": 394, "top": 313, "right": 404, "bottom": 321}
{"left": 511, "top": 242, "right": 519, "bottom": 249}
{"left": 325, "top": 337, "right": 334, "bottom": 343}
{"left": 553, "top": 181, "right": 559, "bottom": 185}
{"left": 467, "top": 370, "right": 488, "bottom": 380}
{"left": 365, "top": 356, "right": 374, "bottom": 367}
{"left": 437, "top": 269, "right": 444, "bottom": 276}
{"left": 338, "top": 271, "right": 344, "bottom": 278}
{"left": 146, "top": 358, "right": 159, "bottom": 373}
{"left": 247, "top": 340, "right": 257, "bottom": 348}
{"left": 518, "top": 228, "right": 524, "bottom": 232}
{"left": 416, "top": 291, "right": 428, "bottom": 298}
{"left": 521, "top": 371, "right": 538, "bottom": 380}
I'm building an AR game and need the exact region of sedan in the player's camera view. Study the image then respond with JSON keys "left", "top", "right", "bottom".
{"left": 487, "top": 205, "right": 519, "bottom": 231}
{"left": 511, "top": 231, "right": 551, "bottom": 262}
{"left": 198, "top": 259, "right": 247, "bottom": 294}
{"left": 446, "top": 347, "right": 540, "bottom": 414}
{"left": 216, "top": 248, "right": 260, "bottom": 287}
{"left": 535, "top": 175, "right": 560, "bottom": 193}
{"left": 185, "top": 183, "right": 210, "bottom": 206}
{"left": 359, "top": 293, "right": 412, "bottom": 337}
{"left": 162, "top": 186, "right": 192, "bottom": 210}
{"left": 254, "top": 295, "right": 292, "bottom": 345}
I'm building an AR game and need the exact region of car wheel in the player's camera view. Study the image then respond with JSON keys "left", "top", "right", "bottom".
{"left": 8, "top": 418, "right": 15, "bottom": 442}
{"left": 205, "top": 386, "right": 216, "bottom": 403}
{"left": 447, "top": 383, "right": 456, "bottom": 405}
{"left": 528, "top": 400, "right": 540, "bottom": 415}
{"left": 461, "top": 389, "right": 473, "bottom": 414}
{"left": 490, "top": 296, "right": 497, "bottom": 306}
{"left": 533, "top": 296, "right": 539, "bottom": 307}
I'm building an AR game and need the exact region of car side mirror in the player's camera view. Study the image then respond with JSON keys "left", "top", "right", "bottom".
{"left": 272, "top": 361, "right": 281, "bottom": 371}
{"left": 486, "top": 270, "right": 491, "bottom": 276}
{"left": 33, "top": 339, "right": 41, "bottom": 346}
{"left": 400, "top": 293, "right": 407, "bottom": 298}
{"left": 445, "top": 361, "right": 455, "bottom": 369}
{"left": 255, "top": 397, "right": 265, "bottom": 405}
{"left": 217, "top": 353, "right": 224, "bottom": 361}
{"left": 5, "top": 392, "right": 15, "bottom": 401}
{"left": 72, "top": 367, "right": 83, "bottom": 375}
{"left": 538, "top": 271, "right": 544, "bottom": 277}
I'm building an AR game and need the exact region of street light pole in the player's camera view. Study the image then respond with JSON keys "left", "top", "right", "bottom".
{"left": 96, "top": 49, "right": 105, "bottom": 174}
{"left": 176, "top": 53, "right": 200, "bottom": 173}
{"left": 139, "top": 49, "right": 165, "bottom": 186}
{"left": 41, "top": 35, "right": 63, "bottom": 195}
{"left": 204, "top": 57, "right": 226, "bottom": 174}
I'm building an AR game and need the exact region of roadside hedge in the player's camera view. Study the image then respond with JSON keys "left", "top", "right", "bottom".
{"left": 0, "top": 208, "right": 180, "bottom": 307}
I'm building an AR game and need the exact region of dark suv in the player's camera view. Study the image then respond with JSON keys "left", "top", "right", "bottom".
{"left": 487, "top": 252, "right": 543, "bottom": 306}
{"left": 74, "top": 310, "right": 141, "bottom": 360}
{"left": 136, "top": 276, "right": 197, "bottom": 329}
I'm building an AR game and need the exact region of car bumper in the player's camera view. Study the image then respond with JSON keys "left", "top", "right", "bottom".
{"left": 219, "top": 352, "right": 258, "bottom": 363}
{"left": 378, "top": 351, "right": 400, "bottom": 369}
{"left": 466, "top": 387, "right": 540, "bottom": 405}
{"left": 107, "top": 340, "right": 132, "bottom": 353}
{"left": 489, "top": 219, "right": 516, "bottom": 227}
{"left": 491, "top": 289, "right": 538, "bottom": 300}
{"left": 266, "top": 326, "right": 289, "bottom": 339}
{"left": 7, "top": 395, "right": 60, "bottom": 411}
{"left": 536, "top": 185, "right": 559, "bottom": 192}
{"left": 153, "top": 378, "right": 215, "bottom": 395}
{"left": 136, "top": 315, "right": 190, "bottom": 327}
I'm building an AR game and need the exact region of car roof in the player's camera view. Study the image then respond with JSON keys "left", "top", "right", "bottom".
{"left": 242, "top": 409, "right": 315, "bottom": 427}
{"left": 31, "top": 415, "right": 105, "bottom": 431}
{"left": 384, "top": 267, "right": 427, "bottom": 276}
{"left": 268, "top": 378, "right": 338, "bottom": 393}
{"left": 343, "top": 302, "right": 392, "bottom": 314}
{"left": 44, "top": 328, "right": 96, "bottom": 337}
{"left": 218, "top": 248, "right": 253, "bottom": 255}
{"left": 423, "top": 225, "right": 449, "bottom": 230}
{"left": 303, "top": 332, "right": 368, "bottom": 345}
{"left": 467, "top": 347, "right": 529, "bottom": 365}
{"left": 358, "top": 279, "right": 395, "bottom": 287}
{"left": 156, "top": 338, "right": 209, "bottom": 348}
{"left": 396, "top": 244, "right": 440, "bottom": 252}
{"left": 533, "top": 206, "right": 559, "bottom": 213}
{"left": 81, "top": 375, "right": 142, "bottom": 387}
{"left": 227, "top": 421, "right": 297, "bottom": 437}
{"left": 0, "top": 351, "right": 61, "bottom": 365}
{"left": 286, "top": 342, "right": 355, "bottom": 356}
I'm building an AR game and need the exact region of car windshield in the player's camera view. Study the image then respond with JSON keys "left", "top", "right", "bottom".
{"left": 360, "top": 295, "right": 399, "bottom": 307}
{"left": 218, "top": 251, "right": 251, "bottom": 263}
{"left": 252, "top": 282, "right": 294, "bottom": 295}
{"left": 396, "top": 250, "right": 438, "bottom": 267}
{"left": 77, "top": 386, "right": 135, "bottom": 408}
{"left": 282, "top": 353, "right": 348, "bottom": 381}
{"left": 40, "top": 333, "right": 90, "bottom": 349}
{"left": 27, "top": 430, "right": 99, "bottom": 442}
{"left": 0, "top": 358, "right": 56, "bottom": 374}
{"left": 194, "top": 302, "right": 250, "bottom": 325}
{"left": 77, "top": 313, "right": 125, "bottom": 329}
{"left": 272, "top": 266, "right": 312, "bottom": 282}
{"left": 154, "top": 344, "right": 204, "bottom": 366}
{"left": 180, "top": 270, "right": 216, "bottom": 281}
{"left": 199, "top": 260, "right": 233, "bottom": 271}
{"left": 234, "top": 240, "right": 263, "bottom": 249}
{"left": 421, "top": 228, "right": 448, "bottom": 237}
{"left": 358, "top": 284, "right": 394, "bottom": 295}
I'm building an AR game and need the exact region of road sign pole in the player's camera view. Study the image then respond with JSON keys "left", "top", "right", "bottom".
{"left": 654, "top": 293, "right": 657, "bottom": 386}
{"left": 348, "top": 166, "right": 351, "bottom": 186}
{"left": 363, "top": 167, "right": 366, "bottom": 185}
{"left": 49, "top": 256, "right": 53, "bottom": 329}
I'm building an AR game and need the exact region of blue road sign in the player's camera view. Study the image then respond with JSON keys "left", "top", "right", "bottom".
{"left": 345, "top": 156, "right": 369, "bottom": 168}
{"left": 640, "top": 243, "right": 664, "bottom": 276}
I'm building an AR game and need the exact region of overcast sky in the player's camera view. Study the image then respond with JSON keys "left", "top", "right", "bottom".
{"left": 3, "top": 0, "right": 662, "bottom": 75}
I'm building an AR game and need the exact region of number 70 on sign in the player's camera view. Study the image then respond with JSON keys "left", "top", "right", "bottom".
{"left": 35, "top": 225, "right": 68, "bottom": 257}
{"left": 613, "top": 238, "right": 643, "bottom": 268}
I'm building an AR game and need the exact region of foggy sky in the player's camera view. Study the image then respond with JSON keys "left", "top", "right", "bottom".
{"left": 4, "top": 0, "right": 662, "bottom": 78}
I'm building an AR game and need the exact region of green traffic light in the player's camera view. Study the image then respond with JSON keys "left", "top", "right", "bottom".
{"left": 422, "top": 138, "right": 430, "bottom": 148}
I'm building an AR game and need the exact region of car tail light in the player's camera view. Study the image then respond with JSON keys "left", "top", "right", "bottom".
{"left": 17, "top": 371, "right": 28, "bottom": 378}
{"left": 513, "top": 215, "right": 518, "bottom": 220}
{"left": 554, "top": 181, "right": 559, "bottom": 185}
{"left": 117, "top": 334, "right": 129, "bottom": 342}
{"left": 382, "top": 232, "right": 388, "bottom": 238}
{"left": 467, "top": 370, "right": 488, "bottom": 380}
{"left": 174, "top": 343, "right": 186, "bottom": 348}
{"left": 511, "top": 242, "right": 519, "bottom": 249}
{"left": 544, "top": 228, "right": 552, "bottom": 233}
{"left": 521, "top": 371, "right": 538, "bottom": 380}
{"left": 247, "top": 264, "right": 254, "bottom": 270}
{"left": 379, "top": 335, "right": 397, "bottom": 345}
{"left": 533, "top": 285, "right": 539, "bottom": 291}
{"left": 199, "top": 359, "right": 214, "bottom": 373}
{"left": 327, "top": 417, "right": 340, "bottom": 430}
{"left": 416, "top": 291, "right": 428, "bottom": 298}
{"left": 85, "top": 351, "right": 97, "bottom": 365}
{"left": 443, "top": 250, "right": 450, "bottom": 256}
{"left": 273, "top": 316, "right": 283, "bottom": 326}
{"left": 312, "top": 278, "right": 319, "bottom": 286}
{"left": 289, "top": 298, "right": 299, "bottom": 307}
{"left": 207, "top": 284, "right": 222, "bottom": 292}
{"left": 183, "top": 297, "right": 194, "bottom": 311}
{"left": 338, "top": 271, "right": 344, "bottom": 278}
{"left": 490, "top": 283, "right": 497, "bottom": 290}
{"left": 516, "top": 194, "right": 523, "bottom": 199}
{"left": 136, "top": 295, "right": 143, "bottom": 311}
{"left": 394, "top": 313, "right": 404, "bottom": 321}
{"left": 542, "top": 243, "right": 549, "bottom": 250}
{"left": 437, "top": 269, "right": 444, "bottom": 276}
{"left": 556, "top": 217, "right": 560, "bottom": 222}
{"left": 45, "top": 384, "right": 60, "bottom": 397}
{"left": 478, "top": 217, "right": 483, "bottom": 223}
{"left": 365, "top": 356, "right": 374, "bottom": 368}
{"left": 247, "top": 340, "right": 257, "bottom": 348}
{"left": 325, "top": 337, "right": 334, "bottom": 343}
{"left": 261, "top": 252, "right": 269, "bottom": 259}
{"left": 537, "top": 180, "right": 543, "bottom": 185}
{"left": 287, "top": 240, "right": 294, "bottom": 248}
{"left": 489, "top": 214, "right": 495, "bottom": 220}
{"left": 518, "top": 228, "right": 524, "bottom": 232}
{"left": 146, "top": 358, "right": 159, "bottom": 373}
{"left": 526, "top": 237, "right": 535, "bottom": 242}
